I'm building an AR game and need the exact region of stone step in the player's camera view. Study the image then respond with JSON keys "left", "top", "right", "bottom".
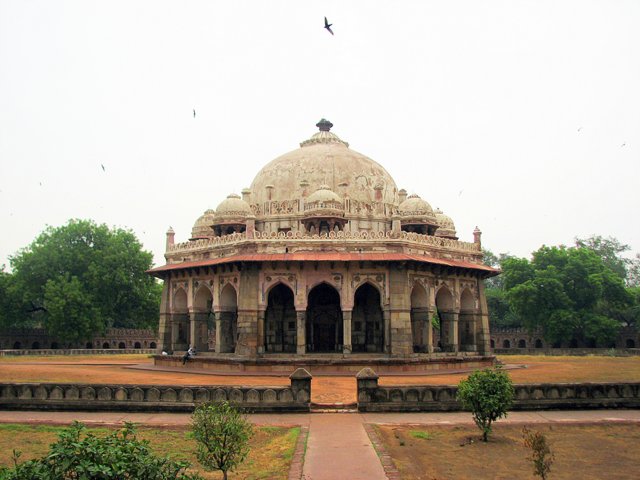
{"left": 310, "top": 402, "right": 358, "bottom": 413}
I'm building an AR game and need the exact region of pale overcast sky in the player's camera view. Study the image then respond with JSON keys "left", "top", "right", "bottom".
{"left": 1, "top": 1, "right": 639, "bottom": 269}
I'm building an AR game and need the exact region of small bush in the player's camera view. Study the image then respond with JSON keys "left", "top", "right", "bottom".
{"left": 457, "top": 366, "right": 514, "bottom": 442}
{"left": 409, "top": 430, "right": 433, "bottom": 440}
{"left": 523, "top": 426, "right": 554, "bottom": 479}
{"left": 0, "top": 421, "right": 201, "bottom": 480}
{"left": 191, "top": 401, "right": 253, "bottom": 480}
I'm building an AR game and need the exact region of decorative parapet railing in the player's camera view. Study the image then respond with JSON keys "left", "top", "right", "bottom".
{"left": 0, "top": 368, "right": 312, "bottom": 413}
{"left": 355, "top": 368, "right": 640, "bottom": 412}
{"left": 167, "top": 230, "right": 481, "bottom": 254}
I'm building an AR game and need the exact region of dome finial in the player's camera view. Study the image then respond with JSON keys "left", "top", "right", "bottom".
{"left": 316, "top": 118, "right": 333, "bottom": 132}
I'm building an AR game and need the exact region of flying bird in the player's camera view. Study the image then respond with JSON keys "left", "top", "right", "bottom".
{"left": 324, "top": 17, "right": 334, "bottom": 35}
{"left": 101, "top": 164, "right": 105, "bottom": 172}
{"left": 621, "top": 143, "right": 626, "bottom": 147}
{"left": 193, "top": 108, "right": 196, "bottom": 118}
{"left": 577, "top": 127, "right": 582, "bottom": 132}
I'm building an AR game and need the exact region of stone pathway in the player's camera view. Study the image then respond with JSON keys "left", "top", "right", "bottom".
{"left": 1, "top": 410, "right": 639, "bottom": 479}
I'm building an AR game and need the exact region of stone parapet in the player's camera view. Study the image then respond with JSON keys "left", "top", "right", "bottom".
{"left": 0, "top": 368, "right": 312, "bottom": 413}
{"left": 0, "top": 349, "right": 155, "bottom": 357}
{"left": 356, "top": 369, "right": 640, "bottom": 412}
{"left": 166, "top": 230, "right": 481, "bottom": 256}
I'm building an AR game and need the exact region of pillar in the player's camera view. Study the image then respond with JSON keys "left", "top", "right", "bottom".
{"left": 214, "top": 312, "right": 222, "bottom": 354}
{"left": 424, "top": 308, "right": 434, "bottom": 353}
{"left": 296, "top": 310, "right": 306, "bottom": 355}
{"left": 343, "top": 310, "right": 352, "bottom": 354}
{"left": 257, "top": 309, "right": 265, "bottom": 354}
{"left": 189, "top": 310, "right": 197, "bottom": 350}
{"left": 383, "top": 308, "right": 391, "bottom": 354}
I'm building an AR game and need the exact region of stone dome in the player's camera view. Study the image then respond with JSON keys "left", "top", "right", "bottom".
{"left": 306, "top": 185, "right": 341, "bottom": 203}
{"left": 215, "top": 193, "right": 252, "bottom": 218}
{"left": 398, "top": 194, "right": 435, "bottom": 217}
{"left": 191, "top": 209, "right": 216, "bottom": 239}
{"left": 249, "top": 119, "right": 398, "bottom": 206}
{"left": 434, "top": 208, "right": 458, "bottom": 239}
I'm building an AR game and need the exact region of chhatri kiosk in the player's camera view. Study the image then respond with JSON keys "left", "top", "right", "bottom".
{"left": 149, "top": 119, "right": 497, "bottom": 372}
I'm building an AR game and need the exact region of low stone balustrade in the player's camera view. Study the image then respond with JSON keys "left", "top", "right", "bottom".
{"left": 0, "top": 368, "right": 312, "bottom": 413}
{"left": 356, "top": 368, "right": 640, "bottom": 412}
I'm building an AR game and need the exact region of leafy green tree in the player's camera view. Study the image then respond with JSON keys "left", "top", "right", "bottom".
{"left": 457, "top": 366, "right": 514, "bottom": 442}
{"left": 0, "top": 422, "right": 202, "bottom": 480}
{"left": 191, "top": 401, "right": 253, "bottom": 480}
{"left": 0, "top": 267, "right": 26, "bottom": 330}
{"left": 8, "top": 219, "right": 161, "bottom": 342}
{"left": 507, "top": 246, "right": 631, "bottom": 346}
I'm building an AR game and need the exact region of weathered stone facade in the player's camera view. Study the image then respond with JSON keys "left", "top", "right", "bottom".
{"left": 490, "top": 326, "right": 639, "bottom": 351}
{"left": 0, "top": 328, "right": 157, "bottom": 351}
{"left": 149, "top": 120, "right": 498, "bottom": 361}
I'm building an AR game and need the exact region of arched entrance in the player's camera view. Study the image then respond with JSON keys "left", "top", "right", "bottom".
{"left": 218, "top": 284, "right": 238, "bottom": 353}
{"left": 193, "top": 286, "right": 213, "bottom": 351}
{"left": 172, "top": 289, "right": 189, "bottom": 350}
{"left": 306, "top": 283, "right": 342, "bottom": 353}
{"left": 435, "top": 286, "right": 456, "bottom": 352}
{"left": 459, "top": 289, "right": 476, "bottom": 352}
{"left": 410, "top": 283, "right": 430, "bottom": 353}
{"left": 265, "top": 283, "right": 297, "bottom": 353}
{"left": 352, "top": 283, "right": 384, "bottom": 353}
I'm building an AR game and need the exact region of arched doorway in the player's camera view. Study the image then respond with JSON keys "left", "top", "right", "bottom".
{"left": 218, "top": 284, "right": 238, "bottom": 353}
{"left": 173, "top": 289, "right": 189, "bottom": 350}
{"left": 307, "top": 283, "right": 342, "bottom": 353}
{"left": 503, "top": 339, "right": 511, "bottom": 348}
{"left": 193, "top": 286, "right": 213, "bottom": 351}
{"left": 352, "top": 283, "right": 384, "bottom": 353}
{"left": 535, "top": 339, "right": 543, "bottom": 348}
{"left": 435, "top": 286, "right": 455, "bottom": 352}
{"left": 265, "top": 283, "right": 297, "bottom": 353}
{"left": 459, "top": 289, "right": 476, "bottom": 352}
{"left": 518, "top": 339, "right": 527, "bottom": 348}
{"left": 410, "top": 284, "right": 429, "bottom": 353}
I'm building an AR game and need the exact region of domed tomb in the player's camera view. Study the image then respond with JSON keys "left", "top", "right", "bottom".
{"left": 249, "top": 119, "right": 398, "bottom": 209}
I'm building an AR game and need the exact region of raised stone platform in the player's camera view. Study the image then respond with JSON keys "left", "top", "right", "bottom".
{"left": 154, "top": 353, "right": 496, "bottom": 376}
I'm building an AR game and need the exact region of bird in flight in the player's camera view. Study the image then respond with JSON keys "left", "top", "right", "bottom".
{"left": 193, "top": 109, "right": 196, "bottom": 118}
{"left": 101, "top": 164, "right": 105, "bottom": 172}
{"left": 324, "top": 17, "right": 334, "bottom": 35}
{"left": 621, "top": 143, "right": 626, "bottom": 147}
{"left": 577, "top": 127, "right": 582, "bottom": 132}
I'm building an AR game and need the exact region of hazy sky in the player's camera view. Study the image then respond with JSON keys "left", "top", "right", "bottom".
{"left": 1, "top": 1, "right": 639, "bottom": 269}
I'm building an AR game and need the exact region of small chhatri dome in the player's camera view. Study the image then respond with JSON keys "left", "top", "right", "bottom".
{"left": 300, "top": 118, "right": 350, "bottom": 148}
{"left": 434, "top": 208, "right": 458, "bottom": 240}
{"left": 191, "top": 209, "right": 216, "bottom": 239}
{"left": 306, "top": 184, "right": 342, "bottom": 203}
{"left": 398, "top": 194, "right": 435, "bottom": 217}
{"left": 215, "top": 193, "right": 252, "bottom": 217}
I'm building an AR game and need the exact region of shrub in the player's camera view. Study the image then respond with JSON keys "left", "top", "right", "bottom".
{"left": 191, "top": 401, "right": 253, "bottom": 480}
{"left": 523, "top": 426, "right": 554, "bottom": 479}
{"left": 0, "top": 421, "right": 201, "bottom": 480}
{"left": 456, "top": 366, "right": 514, "bottom": 441}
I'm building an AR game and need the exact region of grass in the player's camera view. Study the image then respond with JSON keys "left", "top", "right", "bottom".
{"left": 0, "top": 423, "right": 300, "bottom": 479}
{"left": 409, "top": 430, "right": 434, "bottom": 440}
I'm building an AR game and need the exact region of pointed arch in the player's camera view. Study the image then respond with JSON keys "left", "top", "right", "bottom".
{"left": 173, "top": 288, "right": 188, "bottom": 312}
{"left": 459, "top": 288, "right": 477, "bottom": 352}
{"left": 193, "top": 285, "right": 214, "bottom": 352}
{"left": 218, "top": 284, "right": 238, "bottom": 353}
{"left": 435, "top": 285, "right": 455, "bottom": 352}
{"left": 265, "top": 283, "right": 296, "bottom": 353}
{"left": 307, "top": 283, "right": 342, "bottom": 353}
{"left": 410, "top": 282, "right": 430, "bottom": 353}
{"left": 194, "top": 285, "right": 213, "bottom": 312}
{"left": 172, "top": 288, "right": 189, "bottom": 349}
{"left": 352, "top": 283, "right": 384, "bottom": 353}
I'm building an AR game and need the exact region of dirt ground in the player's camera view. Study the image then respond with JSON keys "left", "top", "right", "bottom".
{"left": 376, "top": 422, "right": 640, "bottom": 480}
{"left": 1, "top": 354, "right": 639, "bottom": 404}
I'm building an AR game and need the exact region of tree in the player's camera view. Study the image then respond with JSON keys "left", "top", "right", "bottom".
{"left": 522, "top": 426, "right": 554, "bottom": 480}
{"left": 505, "top": 246, "right": 632, "bottom": 346}
{"left": 8, "top": 219, "right": 162, "bottom": 342}
{"left": 0, "top": 422, "right": 202, "bottom": 480}
{"left": 457, "top": 366, "right": 514, "bottom": 442}
{"left": 191, "top": 401, "right": 253, "bottom": 480}
{"left": 0, "top": 267, "right": 26, "bottom": 330}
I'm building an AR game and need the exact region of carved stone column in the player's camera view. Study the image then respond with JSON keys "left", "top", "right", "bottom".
{"left": 189, "top": 310, "right": 197, "bottom": 349}
{"left": 423, "top": 308, "right": 435, "bottom": 354}
{"left": 214, "top": 312, "right": 222, "bottom": 354}
{"left": 383, "top": 308, "right": 391, "bottom": 354}
{"left": 257, "top": 309, "right": 265, "bottom": 354}
{"left": 296, "top": 310, "right": 306, "bottom": 355}
{"left": 343, "top": 310, "right": 352, "bottom": 354}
